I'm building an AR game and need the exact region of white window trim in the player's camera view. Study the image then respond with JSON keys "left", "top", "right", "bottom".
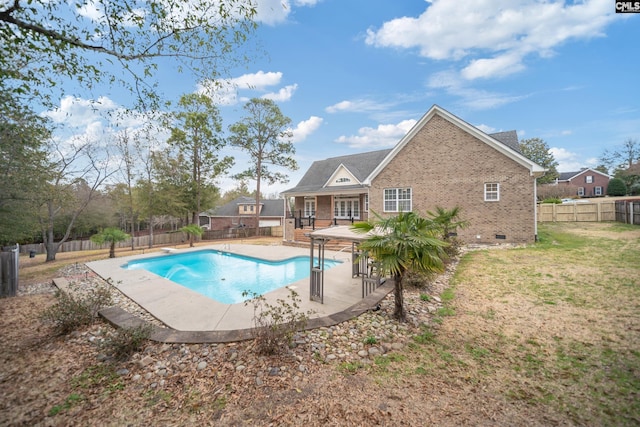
{"left": 578, "top": 187, "right": 585, "bottom": 196}
{"left": 595, "top": 186, "right": 602, "bottom": 196}
{"left": 304, "top": 198, "right": 316, "bottom": 217}
{"left": 383, "top": 188, "right": 412, "bottom": 212}
{"left": 333, "top": 197, "right": 360, "bottom": 219}
{"left": 484, "top": 183, "right": 500, "bottom": 202}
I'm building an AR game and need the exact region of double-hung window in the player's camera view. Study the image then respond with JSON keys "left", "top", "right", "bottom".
{"left": 484, "top": 183, "right": 500, "bottom": 201}
{"left": 384, "top": 188, "right": 412, "bottom": 212}
{"left": 595, "top": 186, "right": 603, "bottom": 196}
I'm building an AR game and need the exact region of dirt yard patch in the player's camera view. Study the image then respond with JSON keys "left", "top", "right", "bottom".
{"left": 1, "top": 224, "right": 638, "bottom": 426}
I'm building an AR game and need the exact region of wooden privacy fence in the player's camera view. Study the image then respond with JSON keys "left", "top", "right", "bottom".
{"left": 19, "top": 232, "right": 185, "bottom": 255}
{"left": 537, "top": 201, "right": 615, "bottom": 222}
{"left": 0, "top": 245, "right": 19, "bottom": 297}
{"left": 19, "top": 226, "right": 282, "bottom": 255}
{"left": 537, "top": 200, "right": 639, "bottom": 224}
{"left": 615, "top": 200, "right": 640, "bottom": 224}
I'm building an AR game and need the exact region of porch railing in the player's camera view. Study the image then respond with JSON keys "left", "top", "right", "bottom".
{"left": 290, "top": 210, "right": 358, "bottom": 230}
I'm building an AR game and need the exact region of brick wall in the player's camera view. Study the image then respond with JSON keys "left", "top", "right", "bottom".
{"left": 558, "top": 171, "right": 609, "bottom": 197}
{"left": 369, "top": 115, "right": 537, "bottom": 244}
{"left": 316, "top": 195, "right": 332, "bottom": 219}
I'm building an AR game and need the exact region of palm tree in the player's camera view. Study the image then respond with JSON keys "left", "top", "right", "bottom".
{"left": 427, "top": 206, "right": 469, "bottom": 241}
{"left": 352, "top": 211, "right": 447, "bottom": 321}
{"left": 90, "top": 228, "right": 131, "bottom": 258}
{"left": 179, "top": 224, "right": 204, "bottom": 247}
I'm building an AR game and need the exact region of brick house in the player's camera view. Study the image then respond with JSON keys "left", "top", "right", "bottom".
{"left": 555, "top": 169, "right": 611, "bottom": 197}
{"left": 282, "top": 105, "right": 546, "bottom": 244}
{"left": 200, "top": 196, "right": 285, "bottom": 231}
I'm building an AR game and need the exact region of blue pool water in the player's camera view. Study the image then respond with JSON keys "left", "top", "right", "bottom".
{"left": 124, "top": 250, "right": 341, "bottom": 304}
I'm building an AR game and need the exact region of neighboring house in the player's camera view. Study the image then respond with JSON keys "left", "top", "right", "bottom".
{"left": 282, "top": 105, "right": 546, "bottom": 244}
{"left": 200, "top": 196, "right": 286, "bottom": 231}
{"left": 555, "top": 169, "right": 611, "bottom": 197}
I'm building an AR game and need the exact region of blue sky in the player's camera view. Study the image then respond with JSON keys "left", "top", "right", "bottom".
{"left": 42, "top": 0, "right": 640, "bottom": 196}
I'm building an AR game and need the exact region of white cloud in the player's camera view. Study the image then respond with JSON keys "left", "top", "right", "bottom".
{"left": 335, "top": 119, "right": 416, "bottom": 149}
{"left": 77, "top": 0, "right": 104, "bottom": 23}
{"left": 550, "top": 147, "right": 598, "bottom": 172}
{"left": 263, "top": 84, "right": 298, "bottom": 102}
{"left": 294, "top": 0, "right": 321, "bottom": 6}
{"left": 461, "top": 52, "right": 526, "bottom": 80}
{"left": 43, "top": 96, "right": 119, "bottom": 128}
{"left": 462, "top": 89, "right": 526, "bottom": 110}
{"left": 77, "top": 0, "right": 145, "bottom": 29}
{"left": 256, "top": 0, "right": 291, "bottom": 25}
{"left": 476, "top": 124, "right": 497, "bottom": 134}
{"left": 234, "top": 70, "right": 283, "bottom": 89}
{"left": 366, "top": 0, "right": 614, "bottom": 80}
{"left": 325, "top": 99, "right": 387, "bottom": 114}
{"left": 42, "top": 96, "right": 167, "bottom": 159}
{"left": 254, "top": 0, "right": 321, "bottom": 24}
{"left": 291, "top": 116, "right": 323, "bottom": 143}
{"left": 198, "top": 71, "right": 288, "bottom": 105}
{"left": 427, "top": 70, "right": 526, "bottom": 110}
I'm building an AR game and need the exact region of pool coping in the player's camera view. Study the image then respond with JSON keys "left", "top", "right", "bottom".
{"left": 97, "top": 280, "right": 393, "bottom": 343}
{"left": 81, "top": 243, "right": 393, "bottom": 343}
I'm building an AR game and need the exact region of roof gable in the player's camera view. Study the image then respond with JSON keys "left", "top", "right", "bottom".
{"left": 558, "top": 168, "right": 611, "bottom": 181}
{"left": 206, "top": 197, "right": 284, "bottom": 217}
{"left": 324, "top": 163, "right": 361, "bottom": 187}
{"left": 365, "top": 105, "right": 545, "bottom": 184}
{"left": 282, "top": 149, "right": 391, "bottom": 194}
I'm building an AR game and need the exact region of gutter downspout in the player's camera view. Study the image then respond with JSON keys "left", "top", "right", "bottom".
{"left": 534, "top": 178, "right": 539, "bottom": 242}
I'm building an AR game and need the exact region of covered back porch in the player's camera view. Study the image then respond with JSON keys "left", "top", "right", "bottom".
{"left": 286, "top": 192, "right": 370, "bottom": 244}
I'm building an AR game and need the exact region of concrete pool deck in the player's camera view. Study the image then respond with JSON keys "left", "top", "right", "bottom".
{"left": 84, "top": 243, "right": 392, "bottom": 343}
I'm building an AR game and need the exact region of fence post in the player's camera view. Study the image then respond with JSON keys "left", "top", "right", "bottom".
{"left": 0, "top": 245, "right": 19, "bottom": 297}
{"left": 624, "top": 201, "right": 629, "bottom": 224}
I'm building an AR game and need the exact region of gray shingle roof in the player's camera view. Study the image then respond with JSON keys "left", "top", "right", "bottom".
{"left": 557, "top": 168, "right": 611, "bottom": 181}
{"left": 283, "top": 127, "right": 523, "bottom": 194}
{"left": 282, "top": 149, "right": 392, "bottom": 194}
{"left": 205, "top": 196, "right": 284, "bottom": 217}
{"left": 558, "top": 171, "right": 580, "bottom": 181}
{"left": 488, "top": 130, "right": 521, "bottom": 153}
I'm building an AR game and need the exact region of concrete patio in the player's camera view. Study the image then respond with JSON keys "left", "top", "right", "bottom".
{"left": 83, "top": 243, "right": 392, "bottom": 343}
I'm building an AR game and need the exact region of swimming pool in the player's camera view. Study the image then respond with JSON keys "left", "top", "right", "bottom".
{"left": 124, "top": 250, "right": 342, "bottom": 304}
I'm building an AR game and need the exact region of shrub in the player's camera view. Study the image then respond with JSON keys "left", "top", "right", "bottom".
{"left": 541, "top": 197, "right": 562, "bottom": 204}
{"left": 427, "top": 206, "right": 468, "bottom": 258}
{"left": 537, "top": 184, "right": 580, "bottom": 200}
{"left": 243, "top": 289, "right": 314, "bottom": 356}
{"left": 41, "top": 281, "right": 113, "bottom": 335}
{"left": 102, "top": 324, "right": 153, "bottom": 361}
{"left": 607, "top": 178, "right": 627, "bottom": 196}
